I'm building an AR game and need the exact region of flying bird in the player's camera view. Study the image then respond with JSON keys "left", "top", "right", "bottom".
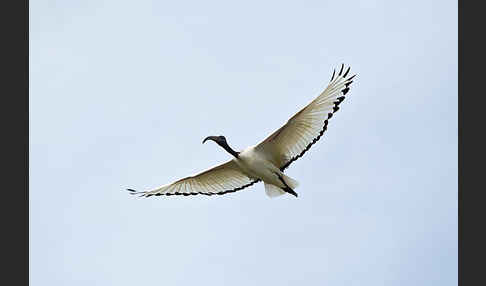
{"left": 128, "top": 64, "right": 356, "bottom": 198}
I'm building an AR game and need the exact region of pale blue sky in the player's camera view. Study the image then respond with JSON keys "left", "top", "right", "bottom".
{"left": 30, "top": 1, "right": 457, "bottom": 285}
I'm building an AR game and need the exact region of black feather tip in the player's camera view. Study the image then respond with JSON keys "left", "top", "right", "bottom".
{"left": 338, "top": 64, "right": 344, "bottom": 76}
{"left": 343, "top": 66, "right": 350, "bottom": 77}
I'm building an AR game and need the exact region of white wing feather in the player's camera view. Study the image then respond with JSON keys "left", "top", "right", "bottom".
{"left": 256, "top": 64, "right": 356, "bottom": 171}
{"left": 128, "top": 160, "right": 258, "bottom": 197}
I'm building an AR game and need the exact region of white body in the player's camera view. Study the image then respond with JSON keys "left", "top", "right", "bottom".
{"left": 235, "top": 146, "right": 297, "bottom": 190}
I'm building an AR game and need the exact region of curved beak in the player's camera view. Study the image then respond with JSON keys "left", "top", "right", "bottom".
{"left": 202, "top": 136, "right": 218, "bottom": 144}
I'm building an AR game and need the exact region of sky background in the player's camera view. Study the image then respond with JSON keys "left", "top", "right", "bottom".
{"left": 30, "top": 1, "right": 457, "bottom": 285}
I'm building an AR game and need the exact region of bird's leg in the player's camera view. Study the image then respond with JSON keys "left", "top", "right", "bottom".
{"left": 276, "top": 173, "right": 298, "bottom": 197}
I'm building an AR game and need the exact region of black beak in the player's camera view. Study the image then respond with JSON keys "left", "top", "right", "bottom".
{"left": 202, "top": 136, "right": 218, "bottom": 144}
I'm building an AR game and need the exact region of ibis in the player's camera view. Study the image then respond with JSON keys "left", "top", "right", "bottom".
{"left": 127, "top": 64, "right": 356, "bottom": 198}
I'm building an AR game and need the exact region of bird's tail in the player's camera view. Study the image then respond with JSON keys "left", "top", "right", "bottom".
{"left": 264, "top": 183, "right": 286, "bottom": 198}
{"left": 280, "top": 173, "right": 299, "bottom": 190}
{"left": 265, "top": 173, "right": 300, "bottom": 198}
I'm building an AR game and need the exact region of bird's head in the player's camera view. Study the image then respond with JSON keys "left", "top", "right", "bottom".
{"left": 202, "top": 135, "right": 239, "bottom": 158}
{"left": 202, "top": 135, "right": 227, "bottom": 145}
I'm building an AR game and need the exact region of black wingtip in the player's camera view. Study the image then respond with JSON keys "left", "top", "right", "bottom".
{"left": 338, "top": 64, "right": 344, "bottom": 76}
{"left": 347, "top": 74, "right": 357, "bottom": 81}
{"left": 330, "top": 69, "right": 336, "bottom": 82}
{"left": 343, "top": 66, "right": 350, "bottom": 78}
{"left": 127, "top": 188, "right": 143, "bottom": 196}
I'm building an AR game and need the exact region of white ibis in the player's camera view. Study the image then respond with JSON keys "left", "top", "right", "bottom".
{"left": 128, "top": 64, "right": 356, "bottom": 198}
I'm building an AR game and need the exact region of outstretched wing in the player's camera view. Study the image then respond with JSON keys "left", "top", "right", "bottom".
{"left": 255, "top": 64, "right": 356, "bottom": 171}
{"left": 127, "top": 160, "right": 259, "bottom": 197}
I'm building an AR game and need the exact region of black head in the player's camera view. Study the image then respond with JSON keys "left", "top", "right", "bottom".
{"left": 202, "top": 135, "right": 239, "bottom": 158}
{"left": 202, "top": 135, "right": 227, "bottom": 145}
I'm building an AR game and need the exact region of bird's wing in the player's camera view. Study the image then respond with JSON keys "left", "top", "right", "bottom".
{"left": 127, "top": 160, "right": 259, "bottom": 197}
{"left": 255, "top": 64, "right": 356, "bottom": 171}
